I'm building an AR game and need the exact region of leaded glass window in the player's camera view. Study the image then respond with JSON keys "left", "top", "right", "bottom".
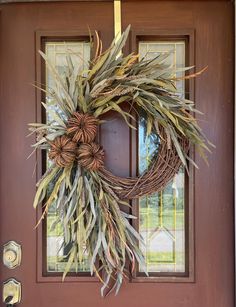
{"left": 45, "top": 41, "right": 90, "bottom": 273}
{"left": 138, "top": 41, "right": 186, "bottom": 273}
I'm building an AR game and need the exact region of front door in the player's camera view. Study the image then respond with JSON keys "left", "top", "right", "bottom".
{"left": 0, "top": 1, "right": 234, "bottom": 307}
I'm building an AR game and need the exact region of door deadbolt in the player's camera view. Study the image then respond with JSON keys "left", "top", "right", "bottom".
{"left": 2, "top": 278, "right": 21, "bottom": 305}
{"left": 3, "top": 241, "right": 21, "bottom": 269}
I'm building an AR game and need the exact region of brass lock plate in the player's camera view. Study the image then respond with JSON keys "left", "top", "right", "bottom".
{"left": 3, "top": 241, "right": 21, "bottom": 269}
{"left": 3, "top": 278, "right": 21, "bottom": 305}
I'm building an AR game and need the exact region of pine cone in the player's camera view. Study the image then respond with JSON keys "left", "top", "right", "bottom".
{"left": 77, "top": 142, "right": 105, "bottom": 171}
{"left": 67, "top": 112, "right": 98, "bottom": 143}
{"left": 48, "top": 135, "right": 77, "bottom": 167}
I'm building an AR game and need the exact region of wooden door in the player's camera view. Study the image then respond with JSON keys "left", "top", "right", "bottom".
{"left": 0, "top": 1, "right": 234, "bottom": 307}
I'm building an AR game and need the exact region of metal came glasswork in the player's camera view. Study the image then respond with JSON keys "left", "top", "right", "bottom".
{"left": 45, "top": 42, "right": 90, "bottom": 273}
{"left": 139, "top": 41, "right": 186, "bottom": 273}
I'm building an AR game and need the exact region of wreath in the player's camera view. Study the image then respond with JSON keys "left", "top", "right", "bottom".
{"left": 29, "top": 26, "right": 212, "bottom": 296}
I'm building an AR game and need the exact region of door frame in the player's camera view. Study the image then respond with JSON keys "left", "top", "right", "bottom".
{"left": 0, "top": 0, "right": 235, "bottom": 303}
{"left": 234, "top": 2, "right": 236, "bottom": 303}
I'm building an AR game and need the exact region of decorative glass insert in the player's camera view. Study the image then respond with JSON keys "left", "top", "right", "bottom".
{"left": 45, "top": 41, "right": 90, "bottom": 273}
{"left": 138, "top": 41, "right": 186, "bottom": 273}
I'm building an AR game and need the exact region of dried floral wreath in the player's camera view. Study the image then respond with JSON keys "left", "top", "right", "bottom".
{"left": 29, "top": 26, "right": 212, "bottom": 296}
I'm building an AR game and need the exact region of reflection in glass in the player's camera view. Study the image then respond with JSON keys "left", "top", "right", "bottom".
{"left": 138, "top": 41, "right": 186, "bottom": 273}
{"left": 45, "top": 42, "right": 90, "bottom": 273}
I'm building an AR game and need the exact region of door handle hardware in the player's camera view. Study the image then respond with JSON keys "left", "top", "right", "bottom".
{"left": 3, "top": 241, "right": 21, "bottom": 269}
{"left": 2, "top": 278, "right": 21, "bottom": 306}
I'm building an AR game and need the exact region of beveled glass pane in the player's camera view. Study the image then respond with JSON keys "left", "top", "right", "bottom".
{"left": 45, "top": 41, "right": 90, "bottom": 273}
{"left": 138, "top": 41, "right": 186, "bottom": 273}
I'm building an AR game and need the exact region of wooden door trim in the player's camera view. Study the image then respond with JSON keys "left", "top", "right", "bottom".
{"left": 35, "top": 27, "right": 196, "bottom": 284}
{"left": 234, "top": 4, "right": 236, "bottom": 303}
{"left": 35, "top": 29, "right": 99, "bottom": 283}
{"left": 0, "top": 0, "right": 232, "bottom": 3}
{"left": 130, "top": 28, "right": 195, "bottom": 283}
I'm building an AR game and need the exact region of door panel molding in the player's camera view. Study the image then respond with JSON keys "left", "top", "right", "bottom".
{"left": 35, "top": 29, "right": 99, "bottom": 283}
{"left": 130, "top": 28, "right": 195, "bottom": 283}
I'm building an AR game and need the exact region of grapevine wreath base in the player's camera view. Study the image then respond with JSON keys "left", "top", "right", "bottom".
{"left": 98, "top": 130, "right": 189, "bottom": 200}
{"left": 29, "top": 26, "right": 212, "bottom": 296}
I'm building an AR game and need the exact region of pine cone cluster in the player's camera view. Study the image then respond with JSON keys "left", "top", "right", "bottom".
{"left": 48, "top": 135, "right": 77, "bottom": 167}
{"left": 77, "top": 142, "right": 105, "bottom": 171}
{"left": 67, "top": 112, "right": 98, "bottom": 143}
{"left": 48, "top": 112, "right": 104, "bottom": 171}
